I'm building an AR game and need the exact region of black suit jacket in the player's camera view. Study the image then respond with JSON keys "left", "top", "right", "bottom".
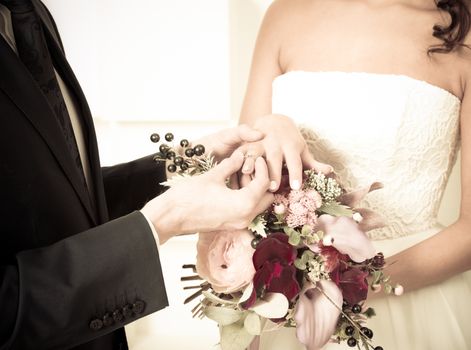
{"left": 0, "top": 1, "right": 169, "bottom": 349}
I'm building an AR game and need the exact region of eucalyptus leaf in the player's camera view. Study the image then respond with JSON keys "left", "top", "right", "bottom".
{"left": 294, "top": 258, "right": 307, "bottom": 270}
{"left": 288, "top": 230, "right": 301, "bottom": 246}
{"left": 202, "top": 291, "right": 238, "bottom": 305}
{"left": 220, "top": 320, "right": 256, "bottom": 350}
{"left": 244, "top": 312, "right": 262, "bottom": 335}
{"left": 319, "top": 202, "right": 354, "bottom": 217}
{"left": 301, "top": 225, "right": 312, "bottom": 236}
{"left": 302, "top": 250, "right": 315, "bottom": 261}
{"left": 283, "top": 227, "right": 297, "bottom": 237}
{"left": 204, "top": 306, "right": 244, "bottom": 326}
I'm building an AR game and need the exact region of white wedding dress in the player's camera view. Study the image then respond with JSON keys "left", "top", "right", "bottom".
{"left": 257, "top": 71, "right": 471, "bottom": 349}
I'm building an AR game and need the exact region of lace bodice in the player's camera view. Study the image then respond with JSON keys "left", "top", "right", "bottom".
{"left": 272, "top": 71, "right": 461, "bottom": 240}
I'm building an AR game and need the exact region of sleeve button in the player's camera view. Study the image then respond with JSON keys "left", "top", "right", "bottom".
{"left": 122, "top": 304, "right": 133, "bottom": 318}
{"left": 113, "top": 309, "right": 124, "bottom": 322}
{"left": 132, "top": 300, "right": 145, "bottom": 314}
{"left": 89, "top": 318, "right": 103, "bottom": 331}
{"left": 103, "top": 313, "right": 114, "bottom": 327}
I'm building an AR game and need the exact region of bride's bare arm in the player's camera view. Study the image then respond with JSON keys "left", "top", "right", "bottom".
{"left": 239, "top": 1, "right": 331, "bottom": 190}
{"left": 384, "top": 73, "right": 471, "bottom": 292}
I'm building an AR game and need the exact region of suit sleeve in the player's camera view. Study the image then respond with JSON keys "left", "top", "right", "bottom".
{"left": 0, "top": 211, "right": 169, "bottom": 350}
{"left": 102, "top": 155, "right": 167, "bottom": 220}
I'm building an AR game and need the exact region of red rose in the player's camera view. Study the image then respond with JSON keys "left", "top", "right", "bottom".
{"left": 243, "top": 233, "right": 301, "bottom": 310}
{"left": 338, "top": 268, "right": 369, "bottom": 305}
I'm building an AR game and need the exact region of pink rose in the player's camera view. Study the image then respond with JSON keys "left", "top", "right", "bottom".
{"left": 196, "top": 230, "right": 256, "bottom": 293}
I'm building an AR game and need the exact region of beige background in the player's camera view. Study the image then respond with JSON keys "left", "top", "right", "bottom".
{"left": 43, "top": 1, "right": 461, "bottom": 349}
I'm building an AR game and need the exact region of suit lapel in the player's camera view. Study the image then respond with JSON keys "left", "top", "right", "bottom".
{"left": 0, "top": 35, "right": 97, "bottom": 225}
{"left": 32, "top": 0, "right": 109, "bottom": 223}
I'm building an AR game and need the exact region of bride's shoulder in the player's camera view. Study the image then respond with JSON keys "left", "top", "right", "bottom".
{"left": 261, "top": 0, "right": 315, "bottom": 26}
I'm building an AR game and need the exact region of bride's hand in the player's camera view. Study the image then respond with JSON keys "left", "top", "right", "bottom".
{"left": 238, "top": 114, "right": 332, "bottom": 191}
{"left": 192, "top": 124, "right": 264, "bottom": 162}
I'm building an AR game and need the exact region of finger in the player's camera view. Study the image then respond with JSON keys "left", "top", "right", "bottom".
{"left": 239, "top": 173, "right": 252, "bottom": 188}
{"left": 301, "top": 148, "right": 333, "bottom": 174}
{"left": 265, "top": 148, "right": 283, "bottom": 192}
{"left": 243, "top": 157, "right": 271, "bottom": 197}
{"left": 211, "top": 151, "right": 245, "bottom": 180}
{"left": 253, "top": 192, "right": 275, "bottom": 214}
{"left": 284, "top": 147, "right": 305, "bottom": 190}
{"left": 228, "top": 173, "right": 240, "bottom": 190}
{"left": 242, "top": 156, "right": 256, "bottom": 174}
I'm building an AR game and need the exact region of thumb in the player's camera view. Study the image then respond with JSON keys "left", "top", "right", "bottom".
{"left": 211, "top": 151, "right": 245, "bottom": 180}
{"left": 236, "top": 124, "right": 264, "bottom": 143}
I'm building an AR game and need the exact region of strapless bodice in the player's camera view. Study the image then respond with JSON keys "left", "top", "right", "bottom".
{"left": 272, "top": 71, "right": 461, "bottom": 240}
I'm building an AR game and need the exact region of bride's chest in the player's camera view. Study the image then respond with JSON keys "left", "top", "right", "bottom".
{"left": 279, "top": 2, "right": 462, "bottom": 98}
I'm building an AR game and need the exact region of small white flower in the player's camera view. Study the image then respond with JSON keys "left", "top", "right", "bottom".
{"left": 352, "top": 212, "right": 363, "bottom": 223}
{"left": 322, "top": 234, "right": 334, "bottom": 246}
{"left": 274, "top": 203, "right": 286, "bottom": 215}
{"left": 394, "top": 284, "right": 404, "bottom": 296}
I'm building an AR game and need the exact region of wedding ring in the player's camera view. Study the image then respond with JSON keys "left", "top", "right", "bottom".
{"left": 244, "top": 152, "right": 256, "bottom": 160}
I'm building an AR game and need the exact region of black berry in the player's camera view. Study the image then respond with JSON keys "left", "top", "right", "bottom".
{"left": 352, "top": 304, "right": 362, "bottom": 314}
{"left": 193, "top": 144, "right": 205, "bottom": 156}
{"left": 174, "top": 156, "right": 184, "bottom": 166}
{"left": 180, "top": 162, "right": 189, "bottom": 171}
{"left": 345, "top": 326, "right": 354, "bottom": 336}
{"left": 167, "top": 164, "right": 177, "bottom": 173}
{"left": 150, "top": 133, "right": 160, "bottom": 143}
{"left": 185, "top": 148, "right": 195, "bottom": 157}
{"left": 166, "top": 151, "right": 176, "bottom": 160}
{"left": 159, "top": 144, "right": 169, "bottom": 153}
{"left": 251, "top": 238, "right": 260, "bottom": 249}
{"left": 347, "top": 338, "right": 357, "bottom": 347}
{"left": 360, "top": 327, "right": 373, "bottom": 339}
{"left": 165, "top": 133, "right": 174, "bottom": 142}
{"left": 374, "top": 347, "right": 384, "bottom": 350}
{"left": 180, "top": 139, "right": 189, "bottom": 147}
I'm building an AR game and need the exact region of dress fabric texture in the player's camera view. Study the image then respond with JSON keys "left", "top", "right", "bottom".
{"left": 257, "top": 71, "right": 471, "bottom": 350}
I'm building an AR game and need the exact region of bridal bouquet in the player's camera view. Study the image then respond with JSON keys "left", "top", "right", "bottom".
{"left": 151, "top": 133, "right": 401, "bottom": 350}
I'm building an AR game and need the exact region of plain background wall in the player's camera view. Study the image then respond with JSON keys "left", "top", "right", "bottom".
{"left": 41, "top": 1, "right": 461, "bottom": 349}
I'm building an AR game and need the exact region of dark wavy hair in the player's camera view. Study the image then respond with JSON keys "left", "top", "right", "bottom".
{"left": 430, "top": 0, "right": 471, "bottom": 53}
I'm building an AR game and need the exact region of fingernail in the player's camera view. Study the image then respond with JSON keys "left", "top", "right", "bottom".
{"left": 269, "top": 181, "right": 278, "bottom": 191}
{"left": 243, "top": 165, "right": 250, "bottom": 173}
{"left": 327, "top": 165, "right": 334, "bottom": 173}
{"left": 291, "top": 180, "right": 301, "bottom": 190}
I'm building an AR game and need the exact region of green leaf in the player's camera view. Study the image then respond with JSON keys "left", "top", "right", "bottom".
{"left": 249, "top": 214, "right": 267, "bottom": 237}
{"left": 384, "top": 284, "right": 393, "bottom": 294}
{"left": 319, "top": 202, "right": 354, "bottom": 217}
{"left": 363, "top": 307, "right": 376, "bottom": 318}
{"left": 288, "top": 230, "right": 301, "bottom": 246}
{"left": 283, "top": 227, "right": 297, "bottom": 236}
{"left": 220, "top": 320, "right": 256, "bottom": 350}
{"left": 244, "top": 312, "right": 262, "bottom": 335}
{"left": 302, "top": 250, "right": 315, "bottom": 261}
{"left": 204, "top": 306, "right": 244, "bottom": 326}
{"left": 294, "top": 258, "right": 307, "bottom": 270}
{"left": 301, "top": 225, "right": 312, "bottom": 236}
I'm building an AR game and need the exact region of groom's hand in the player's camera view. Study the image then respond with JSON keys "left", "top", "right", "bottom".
{"left": 141, "top": 151, "right": 274, "bottom": 244}
{"left": 193, "top": 124, "right": 264, "bottom": 161}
